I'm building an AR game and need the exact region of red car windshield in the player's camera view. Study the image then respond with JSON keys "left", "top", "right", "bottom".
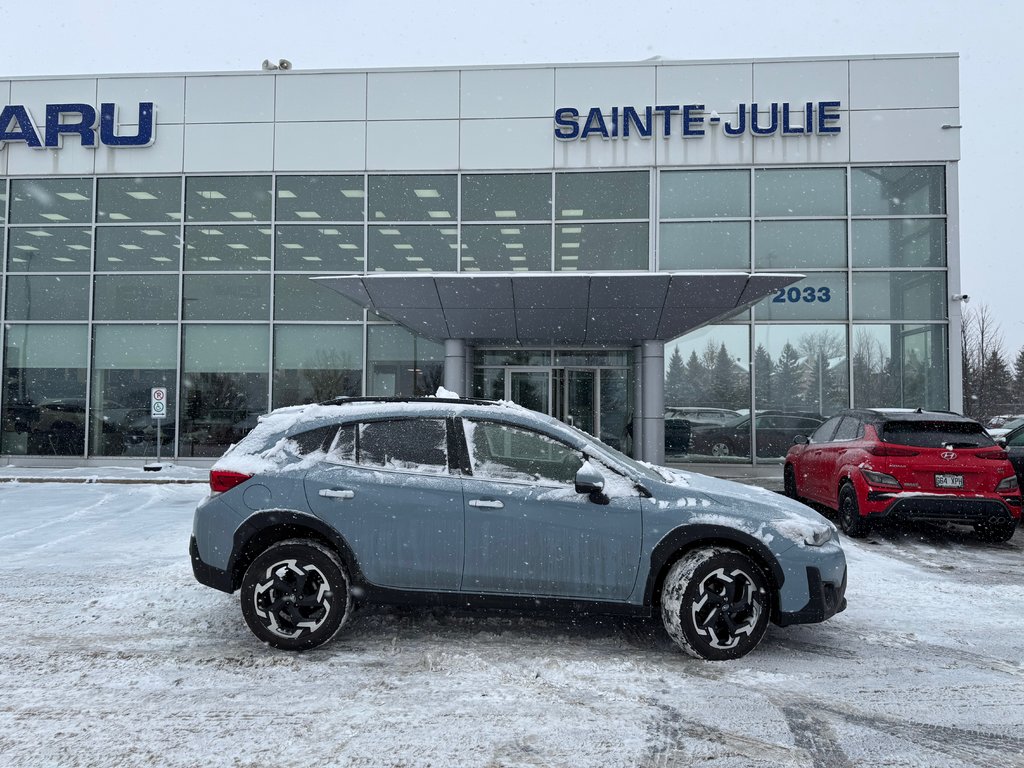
{"left": 880, "top": 421, "right": 995, "bottom": 449}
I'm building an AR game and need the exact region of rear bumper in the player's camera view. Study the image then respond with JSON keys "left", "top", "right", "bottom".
{"left": 190, "top": 535, "right": 234, "bottom": 593}
{"left": 776, "top": 566, "right": 847, "bottom": 627}
{"left": 865, "top": 493, "right": 1020, "bottom": 525}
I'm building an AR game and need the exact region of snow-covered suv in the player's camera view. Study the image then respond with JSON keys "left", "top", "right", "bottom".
{"left": 191, "top": 396, "right": 847, "bottom": 660}
{"left": 785, "top": 408, "right": 1021, "bottom": 542}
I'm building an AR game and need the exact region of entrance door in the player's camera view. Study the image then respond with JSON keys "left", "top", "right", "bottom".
{"left": 508, "top": 369, "right": 550, "bottom": 415}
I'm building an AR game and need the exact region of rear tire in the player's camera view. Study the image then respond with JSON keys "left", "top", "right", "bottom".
{"left": 240, "top": 539, "right": 352, "bottom": 651}
{"left": 660, "top": 547, "right": 771, "bottom": 661}
{"left": 974, "top": 519, "right": 1016, "bottom": 543}
{"left": 838, "top": 485, "right": 870, "bottom": 538}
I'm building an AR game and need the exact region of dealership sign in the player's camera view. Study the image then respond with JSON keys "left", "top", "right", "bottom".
{"left": 554, "top": 101, "right": 841, "bottom": 140}
{"left": 0, "top": 102, "right": 155, "bottom": 149}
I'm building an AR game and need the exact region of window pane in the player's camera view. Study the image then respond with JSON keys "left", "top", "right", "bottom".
{"left": 274, "top": 274, "right": 363, "bottom": 321}
{"left": 182, "top": 274, "right": 270, "bottom": 320}
{"left": 753, "top": 324, "right": 846, "bottom": 459}
{"left": 462, "top": 174, "right": 551, "bottom": 221}
{"left": 97, "top": 177, "right": 182, "bottom": 222}
{"left": 7, "top": 227, "right": 92, "bottom": 271}
{"left": 852, "top": 272, "right": 947, "bottom": 321}
{"left": 661, "top": 170, "right": 749, "bottom": 218}
{"left": 9, "top": 178, "right": 93, "bottom": 224}
{"left": 359, "top": 419, "right": 448, "bottom": 472}
{"left": 91, "top": 325, "right": 176, "bottom": 456}
{"left": 475, "top": 350, "right": 551, "bottom": 366}
{"left": 275, "top": 225, "right": 364, "bottom": 271}
{"left": 185, "top": 176, "right": 272, "bottom": 222}
{"left": 273, "top": 324, "right": 362, "bottom": 407}
{"left": 852, "top": 324, "right": 948, "bottom": 409}
{"left": 473, "top": 368, "right": 506, "bottom": 400}
{"left": 368, "top": 175, "right": 456, "bottom": 221}
{"left": 753, "top": 272, "right": 847, "bottom": 321}
{"left": 664, "top": 325, "right": 750, "bottom": 462}
{"left": 556, "top": 171, "right": 649, "bottom": 219}
{"left": 461, "top": 224, "right": 551, "bottom": 271}
{"left": 2, "top": 324, "right": 88, "bottom": 456}
{"left": 95, "top": 226, "right": 181, "bottom": 271}
{"left": 852, "top": 166, "right": 945, "bottom": 215}
{"left": 0, "top": 182, "right": 6, "bottom": 223}
{"left": 852, "top": 219, "right": 946, "bottom": 268}
{"left": 276, "top": 175, "right": 364, "bottom": 222}
{"left": 755, "top": 220, "right": 846, "bottom": 269}
{"left": 368, "top": 225, "right": 455, "bottom": 272}
{"left": 94, "top": 275, "right": 179, "bottom": 321}
{"left": 367, "top": 326, "right": 443, "bottom": 396}
{"left": 465, "top": 421, "right": 581, "bottom": 484}
{"left": 556, "top": 222, "right": 647, "bottom": 271}
{"left": 755, "top": 169, "right": 846, "bottom": 217}
{"left": 180, "top": 324, "right": 269, "bottom": 457}
{"left": 184, "top": 225, "right": 271, "bottom": 270}
{"left": 660, "top": 222, "right": 749, "bottom": 270}
{"left": 6, "top": 275, "right": 90, "bottom": 320}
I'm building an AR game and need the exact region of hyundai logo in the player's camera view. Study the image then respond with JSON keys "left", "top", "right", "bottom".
{"left": 941, "top": 451, "right": 957, "bottom": 460}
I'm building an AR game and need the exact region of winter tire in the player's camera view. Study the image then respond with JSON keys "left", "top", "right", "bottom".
{"left": 240, "top": 539, "right": 352, "bottom": 651}
{"left": 784, "top": 465, "right": 799, "bottom": 500}
{"left": 660, "top": 547, "right": 771, "bottom": 661}
{"left": 838, "top": 485, "right": 870, "bottom": 538}
{"left": 974, "top": 519, "right": 1016, "bottom": 544}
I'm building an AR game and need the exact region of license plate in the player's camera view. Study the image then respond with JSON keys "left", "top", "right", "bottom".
{"left": 935, "top": 473, "right": 964, "bottom": 489}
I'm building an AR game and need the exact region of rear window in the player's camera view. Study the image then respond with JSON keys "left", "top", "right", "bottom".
{"left": 880, "top": 420, "right": 995, "bottom": 448}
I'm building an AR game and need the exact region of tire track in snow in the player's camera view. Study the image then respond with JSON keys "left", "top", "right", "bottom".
{"left": 780, "top": 704, "right": 853, "bottom": 768}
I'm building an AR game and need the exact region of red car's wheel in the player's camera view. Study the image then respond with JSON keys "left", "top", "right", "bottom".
{"left": 838, "top": 485, "right": 870, "bottom": 538}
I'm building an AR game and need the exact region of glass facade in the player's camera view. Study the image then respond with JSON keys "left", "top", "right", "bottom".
{"left": 0, "top": 165, "right": 951, "bottom": 462}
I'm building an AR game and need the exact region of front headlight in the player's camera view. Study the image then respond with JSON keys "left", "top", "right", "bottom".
{"left": 804, "top": 522, "right": 837, "bottom": 547}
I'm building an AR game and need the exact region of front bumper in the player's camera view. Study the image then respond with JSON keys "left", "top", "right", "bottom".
{"left": 865, "top": 493, "right": 1020, "bottom": 526}
{"left": 776, "top": 566, "right": 847, "bottom": 627}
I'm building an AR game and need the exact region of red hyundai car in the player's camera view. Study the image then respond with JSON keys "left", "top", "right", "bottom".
{"left": 784, "top": 408, "right": 1021, "bottom": 542}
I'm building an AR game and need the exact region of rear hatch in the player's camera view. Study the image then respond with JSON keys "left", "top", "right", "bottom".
{"left": 878, "top": 420, "right": 1009, "bottom": 494}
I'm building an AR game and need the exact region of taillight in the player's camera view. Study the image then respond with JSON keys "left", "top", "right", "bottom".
{"left": 210, "top": 470, "right": 253, "bottom": 494}
{"left": 975, "top": 449, "right": 1009, "bottom": 460}
{"left": 867, "top": 444, "right": 919, "bottom": 457}
{"left": 861, "top": 468, "right": 902, "bottom": 488}
{"left": 997, "top": 475, "right": 1019, "bottom": 493}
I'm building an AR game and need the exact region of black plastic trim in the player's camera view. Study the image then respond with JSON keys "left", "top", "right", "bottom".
{"left": 190, "top": 535, "right": 234, "bottom": 593}
{"left": 776, "top": 566, "right": 848, "bottom": 627}
{"left": 872, "top": 496, "right": 1017, "bottom": 525}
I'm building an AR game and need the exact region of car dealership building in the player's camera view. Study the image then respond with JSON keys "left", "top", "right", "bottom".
{"left": 0, "top": 53, "right": 962, "bottom": 467}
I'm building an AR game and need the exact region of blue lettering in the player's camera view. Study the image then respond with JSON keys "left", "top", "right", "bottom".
{"left": 100, "top": 102, "right": 155, "bottom": 146}
{"left": 751, "top": 103, "right": 779, "bottom": 136}
{"left": 623, "top": 106, "right": 652, "bottom": 138}
{"left": 554, "top": 107, "right": 580, "bottom": 140}
{"left": 45, "top": 103, "right": 98, "bottom": 148}
{"left": 781, "top": 103, "right": 805, "bottom": 135}
{"left": 723, "top": 104, "right": 746, "bottom": 136}
{"left": 610, "top": 106, "right": 619, "bottom": 138}
{"left": 805, "top": 101, "right": 814, "bottom": 133}
{"left": 580, "top": 108, "right": 609, "bottom": 139}
{"left": 0, "top": 105, "right": 42, "bottom": 148}
{"left": 654, "top": 105, "right": 679, "bottom": 137}
{"left": 817, "top": 101, "right": 841, "bottom": 134}
{"left": 682, "top": 104, "right": 705, "bottom": 137}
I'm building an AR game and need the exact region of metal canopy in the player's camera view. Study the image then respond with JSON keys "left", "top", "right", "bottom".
{"left": 314, "top": 271, "right": 804, "bottom": 345}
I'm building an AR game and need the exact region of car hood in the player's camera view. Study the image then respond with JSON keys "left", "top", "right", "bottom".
{"left": 642, "top": 466, "right": 837, "bottom": 550}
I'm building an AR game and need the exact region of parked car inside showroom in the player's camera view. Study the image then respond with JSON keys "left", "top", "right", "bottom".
{"left": 784, "top": 408, "right": 1021, "bottom": 542}
{"left": 191, "top": 395, "right": 847, "bottom": 661}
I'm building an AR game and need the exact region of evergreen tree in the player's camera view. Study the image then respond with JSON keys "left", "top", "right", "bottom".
{"left": 664, "top": 347, "right": 685, "bottom": 406}
{"left": 682, "top": 350, "right": 706, "bottom": 406}
{"left": 711, "top": 343, "right": 740, "bottom": 409}
{"left": 1011, "top": 347, "right": 1024, "bottom": 408}
{"left": 774, "top": 343, "right": 804, "bottom": 411}
{"left": 754, "top": 344, "right": 773, "bottom": 409}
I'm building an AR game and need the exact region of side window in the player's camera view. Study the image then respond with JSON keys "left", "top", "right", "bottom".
{"left": 810, "top": 415, "right": 842, "bottom": 443}
{"left": 326, "top": 424, "right": 356, "bottom": 463}
{"left": 291, "top": 424, "right": 339, "bottom": 455}
{"left": 465, "top": 420, "right": 583, "bottom": 485}
{"left": 1005, "top": 429, "right": 1024, "bottom": 447}
{"left": 832, "top": 416, "right": 861, "bottom": 441}
{"left": 357, "top": 419, "right": 448, "bottom": 474}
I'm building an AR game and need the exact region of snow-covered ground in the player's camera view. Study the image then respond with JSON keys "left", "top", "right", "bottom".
{"left": 1, "top": 480, "right": 1022, "bottom": 767}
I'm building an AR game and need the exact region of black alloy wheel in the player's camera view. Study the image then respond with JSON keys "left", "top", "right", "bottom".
{"left": 838, "top": 485, "right": 870, "bottom": 538}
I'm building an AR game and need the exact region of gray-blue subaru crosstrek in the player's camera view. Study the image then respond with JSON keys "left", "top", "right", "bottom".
{"left": 190, "top": 396, "right": 847, "bottom": 660}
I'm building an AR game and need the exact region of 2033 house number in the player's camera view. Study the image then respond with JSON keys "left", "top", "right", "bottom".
{"left": 772, "top": 286, "right": 831, "bottom": 303}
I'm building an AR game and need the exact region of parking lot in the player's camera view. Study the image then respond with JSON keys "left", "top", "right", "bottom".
{"left": 0, "top": 480, "right": 1022, "bottom": 767}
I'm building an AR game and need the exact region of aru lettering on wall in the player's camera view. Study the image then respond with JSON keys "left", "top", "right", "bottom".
{"left": 554, "top": 101, "right": 842, "bottom": 140}
{"left": 0, "top": 102, "right": 155, "bottom": 149}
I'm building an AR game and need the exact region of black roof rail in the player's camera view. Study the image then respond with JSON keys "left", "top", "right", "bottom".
{"left": 316, "top": 395, "right": 499, "bottom": 407}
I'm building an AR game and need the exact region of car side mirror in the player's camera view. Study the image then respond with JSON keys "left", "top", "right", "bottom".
{"left": 996, "top": 436, "right": 1007, "bottom": 447}
{"left": 793, "top": 435, "right": 809, "bottom": 445}
{"left": 575, "top": 462, "right": 605, "bottom": 495}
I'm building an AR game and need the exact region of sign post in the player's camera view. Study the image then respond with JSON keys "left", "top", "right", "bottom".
{"left": 148, "top": 387, "right": 167, "bottom": 470}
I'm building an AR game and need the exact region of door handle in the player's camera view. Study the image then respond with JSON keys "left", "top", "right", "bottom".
{"left": 319, "top": 489, "right": 355, "bottom": 500}
{"left": 468, "top": 499, "right": 504, "bottom": 509}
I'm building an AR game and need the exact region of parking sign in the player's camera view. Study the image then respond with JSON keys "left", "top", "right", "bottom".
{"left": 151, "top": 387, "right": 167, "bottom": 419}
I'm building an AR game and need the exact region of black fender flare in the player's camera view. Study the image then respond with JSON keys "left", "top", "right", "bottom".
{"left": 227, "top": 509, "right": 364, "bottom": 592}
{"left": 642, "top": 524, "right": 786, "bottom": 618}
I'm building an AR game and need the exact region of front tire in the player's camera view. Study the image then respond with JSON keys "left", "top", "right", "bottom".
{"left": 838, "top": 485, "right": 870, "bottom": 538}
{"left": 240, "top": 539, "right": 352, "bottom": 651}
{"left": 660, "top": 547, "right": 771, "bottom": 661}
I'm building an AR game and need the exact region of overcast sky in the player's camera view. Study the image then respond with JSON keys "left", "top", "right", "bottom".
{"left": 3, "top": 0, "right": 1021, "bottom": 350}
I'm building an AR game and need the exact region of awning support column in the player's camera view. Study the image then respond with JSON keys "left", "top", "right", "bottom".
{"left": 641, "top": 340, "right": 665, "bottom": 466}
{"left": 632, "top": 345, "right": 644, "bottom": 460}
{"left": 444, "top": 339, "right": 467, "bottom": 397}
